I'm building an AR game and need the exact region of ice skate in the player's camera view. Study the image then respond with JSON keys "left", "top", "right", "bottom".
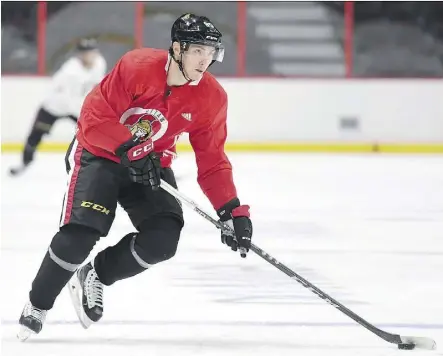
{"left": 9, "top": 144, "right": 35, "bottom": 177}
{"left": 68, "top": 262, "right": 104, "bottom": 329}
{"left": 9, "top": 162, "right": 31, "bottom": 176}
{"left": 17, "top": 302, "right": 47, "bottom": 341}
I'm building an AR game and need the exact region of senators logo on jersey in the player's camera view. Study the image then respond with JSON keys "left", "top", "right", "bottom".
{"left": 120, "top": 107, "right": 169, "bottom": 143}
{"left": 128, "top": 117, "right": 152, "bottom": 141}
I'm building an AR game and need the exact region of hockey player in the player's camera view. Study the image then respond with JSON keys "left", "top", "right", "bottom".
{"left": 17, "top": 13, "right": 253, "bottom": 340}
{"left": 9, "top": 38, "right": 106, "bottom": 176}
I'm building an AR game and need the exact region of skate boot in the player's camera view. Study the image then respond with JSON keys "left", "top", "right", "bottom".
{"left": 17, "top": 302, "right": 47, "bottom": 341}
{"left": 9, "top": 145, "right": 35, "bottom": 176}
{"left": 68, "top": 262, "right": 104, "bottom": 329}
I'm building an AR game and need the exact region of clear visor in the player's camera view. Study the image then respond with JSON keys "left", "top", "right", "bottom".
{"left": 214, "top": 46, "right": 224, "bottom": 62}
{"left": 186, "top": 41, "right": 225, "bottom": 62}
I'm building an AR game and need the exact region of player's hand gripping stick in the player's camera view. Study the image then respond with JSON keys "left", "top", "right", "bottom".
{"left": 216, "top": 199, "right": 252, "bottom": 258}
{"left": 116, "top": 137, "right": 161, "bottom": 190}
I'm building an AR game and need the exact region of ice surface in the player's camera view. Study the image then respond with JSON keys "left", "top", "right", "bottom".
{"left": 1, "top": 152, "right": 443, "bottom": 356}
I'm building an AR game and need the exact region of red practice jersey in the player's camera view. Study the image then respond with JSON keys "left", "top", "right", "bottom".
{"left": 76, "top": 48, "right": 237, "bottom": 210}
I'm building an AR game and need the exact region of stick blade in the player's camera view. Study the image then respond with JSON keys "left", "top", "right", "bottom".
{"left": 400, "top": 336, "right": 437, "bottom": 350}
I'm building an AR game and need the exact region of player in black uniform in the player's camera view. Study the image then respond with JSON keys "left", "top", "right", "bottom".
{"left": 9, "top": 38, "right": 106, "bottom": 176}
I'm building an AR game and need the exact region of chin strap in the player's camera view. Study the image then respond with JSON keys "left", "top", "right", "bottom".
{"left": 169, "top": 47, "right": 192, "bottom": 84}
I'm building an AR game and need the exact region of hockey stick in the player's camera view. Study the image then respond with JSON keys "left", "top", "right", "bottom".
{"left": 160, "top": 179, "right": 437, "bottom": 350}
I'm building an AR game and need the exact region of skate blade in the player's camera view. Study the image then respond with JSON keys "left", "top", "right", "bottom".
{"left": 17, "top": 325, "right": 35, "bottom": 342}
{"left": 9, "top": 166, "right": 26, "bottom": 176}
{"left": 68, "top": 276, "right": 93, "bottom": 329}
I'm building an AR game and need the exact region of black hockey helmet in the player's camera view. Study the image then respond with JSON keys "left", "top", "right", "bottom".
{"left": 170, "top": 13, "right": 225, "bottom": 63}
{"left": 76, "top": 37, "right": 98, "bottom": 52}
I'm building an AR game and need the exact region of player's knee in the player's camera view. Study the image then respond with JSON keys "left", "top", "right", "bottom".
{"left": 50, "top": 224, "right": 101, "bottom": 266}
{"left": 134, "top": 215, "right": 183, "bottom": 265}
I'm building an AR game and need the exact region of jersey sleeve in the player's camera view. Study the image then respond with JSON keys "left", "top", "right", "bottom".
{"left": 51, "top": 60, "right": 76, "bottom": 89}
{"left": 188, "top": 90, "right": 237, "bottom": 210}
{"left": 49, "top": 59, "right": 79, "bottom": 102}
{"left": 99, "top": 55, "right": 107, "bottom": 77}
{"left": 77, "top": 53, "right": 137, "bottom": 154}
{"left": 42, "top": 59, "right": 84, "bottom": 117}
{"left": 71, "top": 55, "right": 108, "bottom": 118}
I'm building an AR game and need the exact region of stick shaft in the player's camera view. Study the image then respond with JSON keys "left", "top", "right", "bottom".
{"left": 159, "top": 179, "right": 432, "bottom": 348}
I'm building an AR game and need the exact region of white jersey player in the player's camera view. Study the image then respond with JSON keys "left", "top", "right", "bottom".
{"left": 9, "top": 38, "right": 107, "bottom": 176}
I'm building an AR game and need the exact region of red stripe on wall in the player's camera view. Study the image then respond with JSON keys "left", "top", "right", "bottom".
{"left": 37, "top": 1, "right": 47, "bottom": 75}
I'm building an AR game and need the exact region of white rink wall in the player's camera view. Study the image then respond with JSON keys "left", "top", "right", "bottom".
{"left": 1, "top": 77, "right": 443, "bottom": 146}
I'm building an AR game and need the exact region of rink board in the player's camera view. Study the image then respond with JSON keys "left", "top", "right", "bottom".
{"left": 1, "top": 77, "right": 443, "bottom": 154}
{"left": 2, "top": 142, "right": 443, "bottom": 153}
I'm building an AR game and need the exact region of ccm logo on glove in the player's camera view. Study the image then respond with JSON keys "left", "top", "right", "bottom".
{"left": 116, "top": 137, "right": 161, "bottom": 190}
{"left": 127, "top": 140, "right": 154, "bottom": 160}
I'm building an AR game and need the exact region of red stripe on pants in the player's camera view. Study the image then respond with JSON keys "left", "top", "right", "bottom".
{"left": 63, "top": 143, "right": 83, "bottom": 225}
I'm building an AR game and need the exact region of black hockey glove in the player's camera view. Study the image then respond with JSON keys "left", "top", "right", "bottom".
{"left": 217, "top": 198, "right": 253, "bottom": 258}
{"left": 115, "top": 137, "right": 161, "bottom": 190}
